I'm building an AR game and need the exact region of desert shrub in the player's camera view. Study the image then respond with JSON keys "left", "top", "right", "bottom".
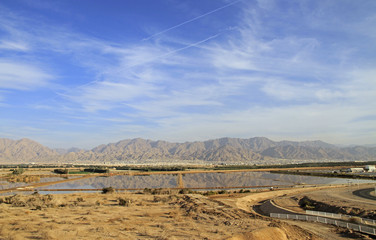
{"left": 4, "top": 195, "right": 26, "bottom": 207}
{"left": 153, "top": 196, "right": 171, "bottom": 203}
{"left": 76, "top": 197, "right": 84, "bottom": 202}
{"left": 203, "top": 191, "right": 216, "bottom": 196}
{"left": 218, "top": 190, "right": 228, "bottom": 194}
{"left": 178, "top": 189, "right": 193, "bottom": 194}
{"left": 151, "top": 188, "right": 163, "bottom": 195}
{"left": 102, "top": 187, "right": 114, "bottom": 194}
{"left": 11, "top": 168, "right": 25, "bottom": 175}
{"left": 0, "top": 194, "right": 57, "bottom": 209}
{"left": 118, "top": 197, "right": 132, "bottom": 206}
{"left": 143, "top": 188, "right": 151, "bottom": 194}
{"left": 348, "top": 217, "right": 362, "bottom": 224}
{"left": 153, "top": 196, "right": 162, "bottom": 202}
{"left": 299, "top": 196, "right": 315, "bottom": 209}
{"left": 26, "top": 194, "right": 55, "bottom": 209}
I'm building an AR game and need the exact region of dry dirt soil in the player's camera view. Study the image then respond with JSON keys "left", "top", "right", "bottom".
{"left": 0, "top": 190, "right": 325, "bottom": 240}
{"left": 1, "top": 184, "right": 375, "bottom": 240}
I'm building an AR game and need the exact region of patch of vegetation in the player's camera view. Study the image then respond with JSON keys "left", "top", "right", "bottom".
{"left": 178, "top": 189, "right": 194, "bottom": 194}
{"left": 348, "top": 217, "right": 362, "bottom": 224}
{"left": 239, "top": 189, "right": 251, "bottom": 193}
{"left": 84, "top": 168, "right": 109, "bottom": 173}
{"left": 299, "top": 196, "right": 315, "bottom": 209}
{"left": 202, "top": 191, "right": 217, "bottom": 196}
{"left": 1, "top": 194, "right": 56, "bottom": 209}
{"left": 142, "top": 188, "right": 175, "bottom": 195}
{"left": 116, "top": 166, "right": 187, "bottom": 172}
{"left": 270, "top": 170, "right": 376, "bottom": 180}
{"left": 7, "top": 175, "right": 40, "bottom": 183}
{"left": 11, "top": 168, "right": 25, "bottom": 175}
{"left": 213, "top": 160, "right": 376, "bottom": 170}
{"left": 118, "top": 197, "right": 132, "bottom": 206}
{"left": 102, "top": 187, "right": 115, "bottom": 194}
{"left": 54, "top": 168, "right": 69, "bottom": 174}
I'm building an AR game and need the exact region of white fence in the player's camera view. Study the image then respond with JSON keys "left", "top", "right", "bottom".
{"left": 306, "top": 210, "right": 342, "bottom": 219}
{"left": 270, "top": 213, "right": 376, "bottom": 236}
{"left": 306, "top": 210, "right": 376, "bottom": 226}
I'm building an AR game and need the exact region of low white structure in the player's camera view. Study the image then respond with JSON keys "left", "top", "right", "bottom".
{"left": 344, "top": 168, "right": 364, "bottom": 173}
{"left": 364, "top": 165, "right": 375, "bottom": 172}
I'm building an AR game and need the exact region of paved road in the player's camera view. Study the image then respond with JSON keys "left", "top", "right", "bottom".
{"left": 353, "top": 188, "right": 376, "bottom": 201}
{"left": 256, "top": 199, "right": 300, "bottom": 216}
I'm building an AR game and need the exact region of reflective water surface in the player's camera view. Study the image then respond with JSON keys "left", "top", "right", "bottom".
{"left": 36, "top": 171, "right": 376, "bottom": 191}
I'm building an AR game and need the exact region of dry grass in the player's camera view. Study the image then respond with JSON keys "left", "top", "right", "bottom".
{"left": 0, "top": 191, "right": 327, "bottom": 240}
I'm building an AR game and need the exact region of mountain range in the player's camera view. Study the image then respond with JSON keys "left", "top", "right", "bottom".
{"left": 0, "top": 137, "right": 375, "bottom": 164}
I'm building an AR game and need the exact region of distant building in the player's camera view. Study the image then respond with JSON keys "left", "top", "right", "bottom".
{"left": 364, "top": 165, "right": 375, "bottom": 172}
{"left": 343, "top": 168, "right": 364, "bottom": 173}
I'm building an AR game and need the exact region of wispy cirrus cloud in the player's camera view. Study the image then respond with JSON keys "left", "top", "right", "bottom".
{"left": 0, "top": 61, "right": 52, "bottom": 90}
{"left": 0, "top": 40, "right": 29, "bottom": 51}
{"left": 0, "top": 0, "right": 375, "bottom": 147}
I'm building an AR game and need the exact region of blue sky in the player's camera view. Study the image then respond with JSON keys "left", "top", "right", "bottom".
{"left": 0, "top": 0, "right": 375, "bottom": 148}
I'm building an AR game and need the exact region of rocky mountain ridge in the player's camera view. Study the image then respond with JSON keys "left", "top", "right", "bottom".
{"left": 0, "top": 137, "right": 375, "bottom": 164}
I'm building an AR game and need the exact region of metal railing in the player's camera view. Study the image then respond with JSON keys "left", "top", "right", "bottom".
{"left": 306, "top": 210, "right": 376, "bottom": 226}
{"left": 270, "top": 213, "right": 376, "bottom": 236}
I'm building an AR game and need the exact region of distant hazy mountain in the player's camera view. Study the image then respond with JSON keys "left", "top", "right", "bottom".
{"left": 55, "top": 147, "right": 83, "bottom": 154}
{"left": 0, "top": 138, "right": 58, "bottom": 163}
{"left": 0, "top": 137, "right": 375, "bottom": 164}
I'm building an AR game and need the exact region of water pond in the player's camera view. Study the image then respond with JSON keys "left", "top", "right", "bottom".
{"left": 35, "top": 171, "right": 376, "bottom": 192}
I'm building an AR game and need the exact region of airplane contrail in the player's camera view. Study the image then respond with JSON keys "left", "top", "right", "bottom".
{"left": 143, "top": 0, "right": 242, "bottom": 41}
{"left": 60, "top": 33, "right": 221, "bottom": 93}
{"left": 156, "top": 33, "right": 220, "bottom": 59}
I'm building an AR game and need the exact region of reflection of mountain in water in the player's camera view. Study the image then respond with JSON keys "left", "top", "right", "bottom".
{"left": 183, "top": 172, "right": 302, "bottom": 188}
{"left": 38, "top": 172, "right": 376, "bottom": 190}
{"left": 41, "top": 175, "right": 178, "bottom": 189}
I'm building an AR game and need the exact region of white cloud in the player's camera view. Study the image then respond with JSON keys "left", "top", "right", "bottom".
{"left": 0, "top": 61, "right": 52, "bottom": 90}
{"left": 0, "top": 0, "right": 375, "bottom": 147}
{"left": 0, "top": 40, "right": 29, "bottom": 51}
{"left": 64, "top": 81, "right": 159, "bottom": 112}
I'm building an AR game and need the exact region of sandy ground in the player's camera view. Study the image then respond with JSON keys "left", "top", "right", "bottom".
{"left": 0, "top": 191, "right": 278, "bottom": 240}
{"left": 0, "top": 190, "right": 332, "bottom": 240}
{"left": 1, "top": 186, "right": 375, "bottom": 239}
